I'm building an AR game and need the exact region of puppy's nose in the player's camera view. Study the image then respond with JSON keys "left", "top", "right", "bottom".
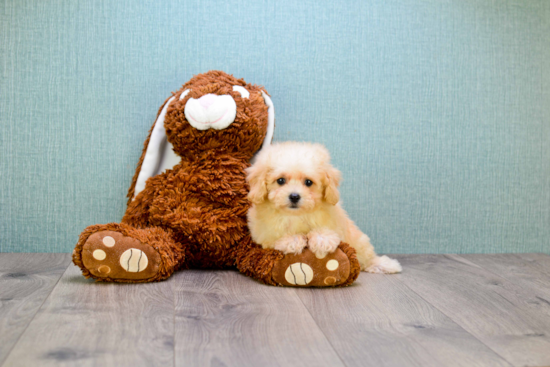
{"left": 289, "top": 193, "right": 301, "bottom": 203}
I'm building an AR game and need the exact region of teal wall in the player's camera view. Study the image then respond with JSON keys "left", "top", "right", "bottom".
{"left": 1, "top": 0, "right": 549, "bottom": 253}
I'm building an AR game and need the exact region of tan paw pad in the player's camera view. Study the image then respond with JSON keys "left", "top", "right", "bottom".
{"left": 119, "top": 249, "right": 148, "bottom": 273}
{"left": 326, "top": 259, "right": 339, "bottom": 271}
{"left": 93, "top": 249, "right": 106, "bottom": 260}
{"left": 98, "top": 265, "right": 111, "bottom": 274}
{"left": 102, "top": 236, "right": 116, "bottom": 247}
{"left": 285, "top": 263, "right": 314, "bottom": 285}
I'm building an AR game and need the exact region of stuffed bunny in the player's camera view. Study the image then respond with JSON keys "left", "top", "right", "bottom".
{"left": 72, "top": 71, "right": 360, "bottom": 286}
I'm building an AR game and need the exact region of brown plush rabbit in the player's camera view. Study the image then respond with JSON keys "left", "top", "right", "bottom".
{"left": 72, "top": 70, "right": 360, "bottom": 286}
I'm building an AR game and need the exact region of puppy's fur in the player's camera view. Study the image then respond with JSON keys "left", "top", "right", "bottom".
{"left": 246, "top": 142, "right": 401, "bottom": 274}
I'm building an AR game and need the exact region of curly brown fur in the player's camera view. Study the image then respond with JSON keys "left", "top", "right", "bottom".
{"left": 73, "top": 70, "right": 359, "bottom": 287}
{"left": 336, "top": 243, "right": 361, "bottom": 287}
{"left": 165, "top": 71, "right": 268, "bottom": 161}
{"left": 118, "top": 71, "right": 271, "bottom": 272}
{"left": 233, "top": 235, "right": 285, "bottom": 285}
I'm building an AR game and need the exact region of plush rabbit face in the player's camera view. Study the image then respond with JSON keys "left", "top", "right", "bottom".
{"left": 131, "top": 71, "right": 275, "bottom": 199}
{"left": 164, "top": 71, "right": 272, "bottom": 160}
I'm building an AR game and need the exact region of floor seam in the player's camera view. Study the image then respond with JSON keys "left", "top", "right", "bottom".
{"left": 1, "top": 254, "right": 72, "bottom": 367}
{"left": 463, "top": 253, "right": 550, "bottom": 284}
{"left": 293, "top": 288, "right": 349, "bottom": 367}
{"left": 393, "top": 256, "right": 515, "bottom": 367}
{"left": 172, "top": 275, "right": 176, "bottom": 367}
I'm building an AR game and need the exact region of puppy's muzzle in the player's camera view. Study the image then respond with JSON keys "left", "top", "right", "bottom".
{"left": 289, "top": 193, "right": 301, "bottom": 207}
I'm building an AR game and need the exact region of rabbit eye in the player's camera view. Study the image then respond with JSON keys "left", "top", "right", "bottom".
{"left": 232, "top": 85, "right": 250, "bottom": 99}
{"left": 179, "top": 89, "right": 191, "bottom": 100}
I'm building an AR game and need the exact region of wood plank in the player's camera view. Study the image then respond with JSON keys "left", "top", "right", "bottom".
{"left": 395, "top": 254, "right": 550, "bottom": 367}
{"left": 512, "top": 253, "right": 550, "bottom": 277}
{"left": 174, "top": 270, "right": 344, "bottom": 367}
{"left": 462, "top": 254, "right": 550, "bottom": 303}
{"left": 3, "top": 263, "right": 175, "bottom": 367}
{"left": 296, "top": 272, "right": 511, "bottom": 367}
{"left": 0, "top": 253, "right": 71, "bottom": 365}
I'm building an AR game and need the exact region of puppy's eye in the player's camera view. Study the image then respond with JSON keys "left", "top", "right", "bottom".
{"left": 305, "top": 179, "right": 313, "bottom": 187}
{"left": 277, "top": 178, "right": 286, "bottom": 185}
{"left": 232, "top": 85, "right": 250, "bottom": 99}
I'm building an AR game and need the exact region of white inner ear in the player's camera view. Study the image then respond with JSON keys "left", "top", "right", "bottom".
{"left": 260, "top": 91, "right": 275, "bottom": 152}
{"left": 232, "top": 85, "right": 250, "bottom": 99}
{"left": 133, "top": 97, "right": 181, "bottom": 199}
{"left": 179, "top": 89, "right": 190, "bottom": 100}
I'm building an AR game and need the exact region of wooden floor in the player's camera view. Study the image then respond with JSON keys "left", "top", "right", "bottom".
{"left": 1, "top": 254, "right": 550, "bottom": 367}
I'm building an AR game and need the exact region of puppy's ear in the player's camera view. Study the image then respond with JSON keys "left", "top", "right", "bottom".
{"left": 323, "top": 165, "right": 341, "bottom": 205}
{"left": 246, "top": 164, "right": 269, "bottom": 204}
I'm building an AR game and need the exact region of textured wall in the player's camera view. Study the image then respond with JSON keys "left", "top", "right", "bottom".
{"left": 1, "top": 0, "right": 549, "bottom": 253}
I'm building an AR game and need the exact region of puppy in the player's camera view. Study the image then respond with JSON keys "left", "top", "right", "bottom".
{"left": 246, "top": 142, "right": 402, "bottom": 274}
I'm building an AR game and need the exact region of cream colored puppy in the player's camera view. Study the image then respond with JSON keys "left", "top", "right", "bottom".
{"left": 246, "top": 142, "right": 401, "bottom": 274}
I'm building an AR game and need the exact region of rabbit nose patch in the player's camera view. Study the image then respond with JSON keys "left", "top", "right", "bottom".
{"left": 198, "top": 94, "right": 217, "bottom": 109}
{"left": 184, "top": 93, "right": 237, "bottom": 131}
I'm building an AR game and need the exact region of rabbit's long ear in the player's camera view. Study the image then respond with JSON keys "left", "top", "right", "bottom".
{"left": 127, "top": 96, "right": 180, "bottom": 203}
{"left": 249, "top": 91, "right": 275, "bottom": 164}
{"left": 260, "top": 91, "right": 275, "bottom": 152}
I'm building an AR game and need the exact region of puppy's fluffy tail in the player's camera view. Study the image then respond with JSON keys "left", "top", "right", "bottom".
{"left": 365, "top": 255, "right": 402, "bottom": 274}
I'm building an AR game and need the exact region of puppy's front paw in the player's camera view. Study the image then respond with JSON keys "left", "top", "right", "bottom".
{"left": 307, "top": 229, "right": 341, "bottom": 259}
{"left": 273, "top": 234, "right": 308, "bottom": 255}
